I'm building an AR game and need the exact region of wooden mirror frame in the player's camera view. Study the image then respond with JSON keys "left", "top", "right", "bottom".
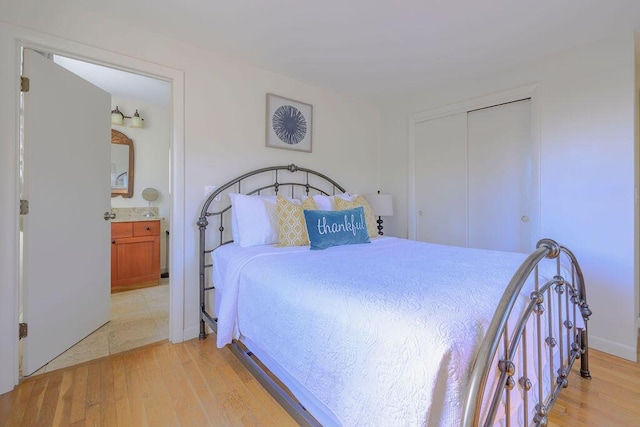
{"left": 111, "top": 129, "right": 134, "bottom": 198}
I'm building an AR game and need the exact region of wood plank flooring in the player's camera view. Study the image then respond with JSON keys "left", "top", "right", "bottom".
{"left": 1, "top": 336, "right": 638, "bottom": 426}
{"left": 0, "top": 339, "right": 296, "bottom": 427}
{"left": 548, "top": 337, "right": 640, "bottom": 426}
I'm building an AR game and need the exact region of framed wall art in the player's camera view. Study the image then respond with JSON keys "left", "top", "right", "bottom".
{"left": 266, "top": 93, "right": 312, "bottom": 152}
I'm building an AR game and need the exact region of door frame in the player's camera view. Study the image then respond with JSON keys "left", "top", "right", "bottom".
{"left": 0, "top": 24, "right": 185, "bottom": 393}
{"left": 407, "top": 84, "right": 541, "bottom": 243}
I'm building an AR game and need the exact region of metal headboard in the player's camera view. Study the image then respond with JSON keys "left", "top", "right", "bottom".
{"left": 197, "top": 164, "right": 346, "bottom": 339}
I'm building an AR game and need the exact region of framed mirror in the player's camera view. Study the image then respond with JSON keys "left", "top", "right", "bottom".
{"left": 111, "top": 129, "right": 134, "bottom": 198}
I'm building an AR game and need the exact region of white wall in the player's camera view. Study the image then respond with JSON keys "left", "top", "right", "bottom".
{"left": 380, "top": 33, "right": 638, "bottom": 360}
{"left": 110, "top": 97, "right": 171, "bottom": 272}
{"left": 0, "top": 5, "right": 380, "bottom": 394}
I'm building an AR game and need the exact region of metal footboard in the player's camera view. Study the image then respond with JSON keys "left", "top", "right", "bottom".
{"left": 462, "top": 238, "right": 592, "bottom": 427}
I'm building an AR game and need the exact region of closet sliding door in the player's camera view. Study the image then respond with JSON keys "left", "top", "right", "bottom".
{"left": 413, "top": 98, "right": 534, "bottom": 253}
{"left": 414, "top": 112, "right": 467, "bottom": 246}
{"left": 467, "top": 99, "right": 532, "bottom": 253}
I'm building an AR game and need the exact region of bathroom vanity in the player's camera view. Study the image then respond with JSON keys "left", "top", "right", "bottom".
{"left": 111, "top": 219, "right": 160, "bottom": 293}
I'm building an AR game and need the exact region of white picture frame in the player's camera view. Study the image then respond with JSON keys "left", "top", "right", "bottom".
{"left": 266, "top": 93, "right": 312, "bottom": 153}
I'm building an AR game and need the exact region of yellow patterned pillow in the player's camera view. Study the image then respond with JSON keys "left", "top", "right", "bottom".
{"left": 276, "top": 195, "right": 318, "bottom": 246}
{"left": 333, "top": 195, "right": 378, "bottom": 238}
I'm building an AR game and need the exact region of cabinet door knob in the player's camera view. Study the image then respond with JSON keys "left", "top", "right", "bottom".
{"left": 146, "top": 226, "right": 150, "bottom": 231}
{"left": 112, "top": 240, "right": 116, "bottom": 244}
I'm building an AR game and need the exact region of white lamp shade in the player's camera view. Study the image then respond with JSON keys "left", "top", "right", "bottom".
{"left": 111, "top": 112, "right": 124, "bottom": 125}
{"left": 130, "top": 115, "right": 144, "bottom": 128}
{"left": 365, "top": 193, "right": 394, "bottom": 216}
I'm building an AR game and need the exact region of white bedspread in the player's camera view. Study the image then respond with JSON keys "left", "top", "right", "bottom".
{"left": 213, "top": 237, "right": 542, "bottom": 426}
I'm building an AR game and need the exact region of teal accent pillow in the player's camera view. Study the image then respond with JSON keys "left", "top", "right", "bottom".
{"left": 303, "top": 207, "right": 371, "bottom": 250}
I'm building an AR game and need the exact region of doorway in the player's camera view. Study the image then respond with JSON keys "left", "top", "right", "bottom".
{"left": 19, "top": 48, "right": 173, "bottom": 378}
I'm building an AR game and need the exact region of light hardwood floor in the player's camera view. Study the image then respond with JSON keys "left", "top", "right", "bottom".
{"left": 1, "top": 338, "right": 296, "bottom": 427}
{"left": 548, "top": 336, "right": 640, "bottom": 426}
{"left": 1, "top": 337, "right": 638, "bottom": 426}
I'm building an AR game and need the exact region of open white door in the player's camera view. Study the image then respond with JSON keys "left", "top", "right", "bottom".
{"left": 21, "top": 49, "right": 111, "bottom": 375}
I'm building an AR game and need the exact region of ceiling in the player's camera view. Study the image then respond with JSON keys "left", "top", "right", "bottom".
{"left": 66, "top": 0, "right": 640, "bottom": 104}
{"left": 53, "top": 56, "right": 171, "bottom": 106}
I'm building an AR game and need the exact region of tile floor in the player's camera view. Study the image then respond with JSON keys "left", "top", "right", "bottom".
{"left": 27, "top": 279, "right": 169, "bottom": 377}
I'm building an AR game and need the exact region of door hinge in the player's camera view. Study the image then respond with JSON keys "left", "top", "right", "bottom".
{"left": 20, "top": 199, "right": 29, "bottom": 215}
{"left": 20, "top": 76, "right": 30, "bottom": 92}
{"left": 19, "top": 323, "right": 28, "bottom": 340}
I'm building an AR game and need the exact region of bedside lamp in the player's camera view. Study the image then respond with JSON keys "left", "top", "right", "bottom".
{"left": 365, "top": 191, "right": 394, "bottom": 235}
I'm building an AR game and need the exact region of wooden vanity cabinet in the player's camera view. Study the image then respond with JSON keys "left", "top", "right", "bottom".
{"left": 111, "top": 220, "right": 160, "bottom": 292}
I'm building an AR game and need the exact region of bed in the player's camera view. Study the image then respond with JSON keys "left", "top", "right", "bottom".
{"left": 197, "top": 164, "right": 592, "bottom": 426}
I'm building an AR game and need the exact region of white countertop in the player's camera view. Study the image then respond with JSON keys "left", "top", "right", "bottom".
{"left": 110, "top": 207, "right": 163, "bottom": 223}
{"left": 111, "top": 216, "right": 163, "bottom": 223}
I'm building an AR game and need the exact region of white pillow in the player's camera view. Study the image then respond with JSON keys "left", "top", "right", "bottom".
{"left": 229, "top": 194, "right": 278, "bottom": 247}
{"left": 229, "top": 193, "right": 300, "bottom": 247}
{"left": 303, "top": 193, "right": 351, "bottom": 211}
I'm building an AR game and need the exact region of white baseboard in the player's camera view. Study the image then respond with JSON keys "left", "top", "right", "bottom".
{"left": 589, "top": 334, "right": 637, "bottom": 362}
{"left": 182, "top": 325, "right": 200, "bottom": 342}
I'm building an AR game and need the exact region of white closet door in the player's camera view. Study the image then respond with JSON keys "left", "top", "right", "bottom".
{"left": 467, "top": 99, "right": 532, "bottom": 253}
{"left": 414, "top": 112, "right": 467, "bottom": 246}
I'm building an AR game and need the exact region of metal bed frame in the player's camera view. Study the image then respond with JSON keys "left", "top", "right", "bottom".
{"left": 197, "top": 164, "right": 592, "bottom": 427}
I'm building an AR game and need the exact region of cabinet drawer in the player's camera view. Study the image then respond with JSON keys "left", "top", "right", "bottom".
{"left": 133, "top": 220, "right": 160, "bottom": 237}
{"left": 111, "top": 222, "right": 133, "bottom": 238}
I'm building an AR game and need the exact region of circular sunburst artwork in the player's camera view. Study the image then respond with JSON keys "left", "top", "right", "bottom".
{"left": 266, "top": 94, "right": 312, "bottom": 152}
{"left": 272, "top": 105, "right": 307, "bottom": 145}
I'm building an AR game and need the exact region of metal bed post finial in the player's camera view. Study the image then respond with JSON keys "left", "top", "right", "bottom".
{"left": 537, "top": 238, "right": 560, "bottom": 258}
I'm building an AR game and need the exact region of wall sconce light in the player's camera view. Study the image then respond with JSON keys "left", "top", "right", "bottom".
{"left": 111, "top": 106, "right": 145, "bottom": 128}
